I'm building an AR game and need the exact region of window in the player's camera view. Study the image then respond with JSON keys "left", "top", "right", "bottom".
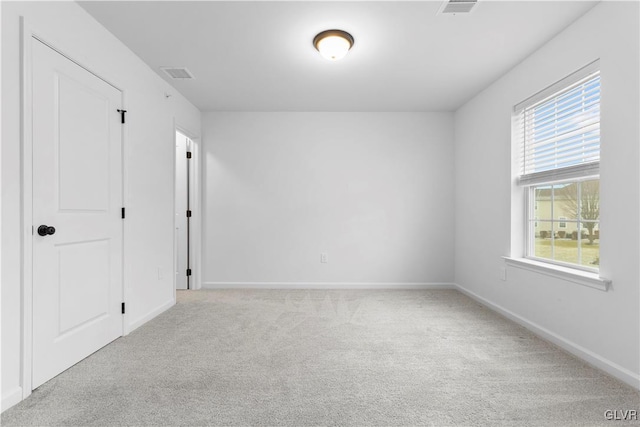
{"left": 558, "top": 216, "right": 567, "bottom": 228}
{"left": 514, "top": 61, "right": 600, "bottom": 272}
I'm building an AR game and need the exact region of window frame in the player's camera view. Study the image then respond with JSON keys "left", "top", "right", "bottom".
{"left": 524, "top": 177, "right": 599, "bottom": 274}
{"left": 511, "top": 60, "right": 606, "bottom": 281}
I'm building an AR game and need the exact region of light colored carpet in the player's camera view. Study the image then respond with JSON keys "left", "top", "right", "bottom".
{"left": 2, "top": 289, "right": 639, "bottom": 426}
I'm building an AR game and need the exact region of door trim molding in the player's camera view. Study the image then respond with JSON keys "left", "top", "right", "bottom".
{"left": 19, "top": 16, "right": 33, "bottom": 402}
{"left": 20, "top": 19, "right": 126, "bottom": 400}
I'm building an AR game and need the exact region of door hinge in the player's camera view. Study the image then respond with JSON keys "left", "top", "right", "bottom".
{"left": 186, "top": 269, "right": 192, "bottom": 276}
{"left": 121, "top": 207, "right": 125, "bottom": 219}
{"left": 121, "top": 302, "right": 126, "bottom": 314}
{"left": 117, "top": 109, "right": 127, "bottom": 124}
{"left": 186, "top": 151, "right": 192, "bottom": 159}
{"left": 186, "top": 210, "right": 192, "bottom": 218}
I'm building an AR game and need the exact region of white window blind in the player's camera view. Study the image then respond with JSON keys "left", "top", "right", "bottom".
{"left": 515, "top": 61, "right": 600, "bottom": 186}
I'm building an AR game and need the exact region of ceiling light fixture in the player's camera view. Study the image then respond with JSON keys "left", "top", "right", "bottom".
{"left": 313, "top": 29, "right": 354, "bottom": 61}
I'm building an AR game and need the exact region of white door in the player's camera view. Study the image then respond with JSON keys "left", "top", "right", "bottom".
{"left": 32, "top": 39, "right": 123, "bottom": 388}
{"left": 175, "top": 132, "right": 189, "bottom": 290}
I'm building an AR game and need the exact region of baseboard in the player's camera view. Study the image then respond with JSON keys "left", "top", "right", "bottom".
{"left": 202, "top": 282, "right": 456, "bottom": 290}
{"left": 127, "top": 299, "right": 176, "bottom": 333}
{"left": 454, "top": 283, "right": 640, "bottom": 390}
{"left": 1, "top": 387, "right": 23, "bottom": 413}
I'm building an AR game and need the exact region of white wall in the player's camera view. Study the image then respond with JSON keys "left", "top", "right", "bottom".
{"left": 202, "top": 112, "right": 454, "bottom": 287}
{"left": 454, "top": 2, "right": 639, "bottom": 387}
{"left": 1, "top": 1, "right": 201, "bottom": 411}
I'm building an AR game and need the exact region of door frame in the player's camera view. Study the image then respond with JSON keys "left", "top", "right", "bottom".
{"left": 173, "top": 123, "right": 202, "bottom": 296}
{"left": 20, "top": 19, "right": 127, "bottom": 399}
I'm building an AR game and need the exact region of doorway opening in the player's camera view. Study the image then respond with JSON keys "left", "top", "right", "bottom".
{"left": 175, "top": 131, "right": 193, "bottom": 290}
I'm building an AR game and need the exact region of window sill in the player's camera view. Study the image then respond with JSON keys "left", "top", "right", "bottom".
{"left": 502, "top": 257, "right": 611, "bottom": 291}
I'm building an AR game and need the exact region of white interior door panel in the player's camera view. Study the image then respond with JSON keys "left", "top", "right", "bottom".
{"left": 32, "top": 38, "right": 123, "bottom": 388}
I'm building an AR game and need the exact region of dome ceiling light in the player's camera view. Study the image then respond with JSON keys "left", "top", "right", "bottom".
{"left": 313, "top": 29, "right": 354, "bottom": 61}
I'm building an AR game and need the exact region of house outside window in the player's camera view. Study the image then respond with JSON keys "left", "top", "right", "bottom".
{"left": 514, "top": 61, "right": 600, "bottom": 271}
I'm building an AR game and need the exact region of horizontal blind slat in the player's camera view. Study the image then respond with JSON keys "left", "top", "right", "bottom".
{"left": 525, "top": 150, "right": 600, "bottom": 172}
{"left": 523, "top": 133, "right": 599, "bottom": 157}
{"left": 518, "top": 162, "right": 600, "bottom": 186}
{"left": 524, "top": 132, "right": 599, "bottom": 157}
{"left": 518, "top": 71, "right": 600, "bottom": 178}
{"left": 524, "top": 104, "right": 599, "bottom": 136}
{"left": 527, "top": 120, "right": 599, "bottom": 147}
{"left": 523, "top": 90, "right": 600, "bottom": 129}
{"left": 525, "top": 144, "right": 600, "bottom": 166}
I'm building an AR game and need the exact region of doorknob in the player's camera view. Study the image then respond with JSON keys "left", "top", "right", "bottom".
{"left": 37, "top": 225, "right": 56, "bottom": 236}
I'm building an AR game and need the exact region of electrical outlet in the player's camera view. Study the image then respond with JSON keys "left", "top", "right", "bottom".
{"left": 500, "top": 267, "right": 507, "bottom": 281}
{"left": 320, "top": 252, "right": 328, "bottom": 263}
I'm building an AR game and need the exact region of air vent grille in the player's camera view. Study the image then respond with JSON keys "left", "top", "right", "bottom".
{"left": 441, "top": 0, "right": 477, "bottom": 14}
{"left": 160, "top": 67, "right": 194, "bottom": 79}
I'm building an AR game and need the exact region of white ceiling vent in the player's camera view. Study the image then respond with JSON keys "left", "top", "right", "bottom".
{"left": 160, "top": 67, "right": 195, "bottom": 80}
{"left": 439, "top": 0, "right": 477, "bottom": 15}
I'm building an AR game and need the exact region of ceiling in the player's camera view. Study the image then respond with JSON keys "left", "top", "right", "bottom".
{"left": 78, "top": 1, "right": 599, "bottom": 112}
